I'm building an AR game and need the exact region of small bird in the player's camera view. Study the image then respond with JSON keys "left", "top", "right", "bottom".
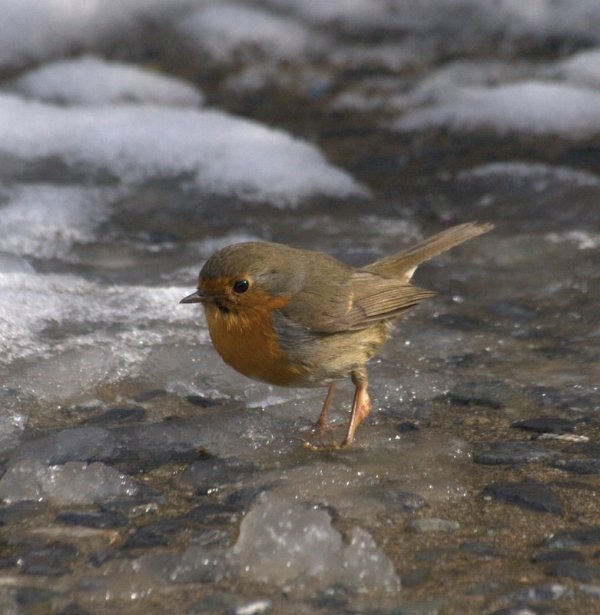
{"left": 181, "top": 222, "right": 493, "bottom": 447}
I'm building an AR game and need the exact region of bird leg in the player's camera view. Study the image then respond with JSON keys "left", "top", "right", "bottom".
{"left": 314, "top": 382, "right": 337, "bottom": 433}
{"left": 341, "top": 369, "right": 372, "bottom": 447}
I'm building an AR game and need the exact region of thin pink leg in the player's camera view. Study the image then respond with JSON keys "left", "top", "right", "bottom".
{"left": 314, "top": 382, "right": 337, "bottom": 432}
{"left": 341, "top": 370, "right": 372, "bottom": 447}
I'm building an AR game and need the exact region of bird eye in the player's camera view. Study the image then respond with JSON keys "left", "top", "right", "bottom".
{"left": 232, "top": 279, "right": 249, "bottom": 294}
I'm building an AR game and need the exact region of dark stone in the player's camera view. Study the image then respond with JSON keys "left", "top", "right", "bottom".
{"left": 383, "top": 490, "right": 427, "bottom": 511}
{"left": 435, "top": 312, "right": 483, "bottom": 331}
{"left": 185, "top": 503, "right": 237, "bottom": 526}
{"left": 224, "top": 486, "right": 267, "bottom": 509}
{"left": 122, "top": 520, "right": 183, "bottom": 549}
{"left": 182, "top": 457, "right": 255, "bottom": 494}
{"left": 185, "top": 395, "right": 223, "bottom": 408}
{"left": 552, "top": 458, "right": 600, "bottom": 474}
{"left": 439, "top": 392, "right": 503, "bottom": 410}
{"left": 437, "top": 378, "right": 508, "bottom": 410}
{"left": 310, "top": 584, "right": 350, "bottom": 609}
{"left": 482, "top": 480, "right": 563, "bottom": 515}
{"left": 474, "top": 441, "right": 558, "bottom": 465}
{"left": 445, "top": 353, "right": 479, "bottom": 368}
{"left": 90, "top": 550, "right": 116, "bottom": 567}
{"left": 8, "top": 426, "right": 127, "bottom": 465}
{"left": 84, "top": 406, "right": 146, "bottom": 425}
{"left": 190, "top": 528, "right": 231, "bottom": 549}
{"left": 133, "top": 389, "right": 168, "bottom": 402}
{"left": 495, "top": 582, "right": 570, "bottom": 606}
{"left": 549, "top": 560, "right": 600, "bottom": 582}
{"left": 511, "top": 416, "right": 577, "bottom": 434}
{"left": 488, "top": 299, "right": 537, "bottom": 323}
{"left": 401, "top": 567, "right": 430, "bottom": 587}
{"left": 532, "top": 550, "right": 584, "bottom": 563}
{"left": 530, "top": 386, "right": 599, "bottom": 412}
{"left": 19, "top": 541, "right": 78, "bottom": 576}
{"left": 0, "top": 556, "right": 18, "bottom": 569}
{"left": 114, "top": 420, "right": 213, "bottom": 472}
{"left": 543, "top": 527, "right": 600, "bottom": 549}
{"left": 16, "top": 586, "right": 58, "bottom": 605}
{"left": 57, "top": 604, "right": 92, "bottom": 615}
{"left": 460, "top": 541, "right": 502, "bottom": 559}
{"left": 56, "top": 508, "right": 128, "bottom": 529}
{"left": 0, "top": 501, "right": 42, "bottom": 524}
{"left": 396, "top": 421, "right": 420, "bottom": 434}
{"left": 564, "top": 442, "right": 600, "bottom": 456}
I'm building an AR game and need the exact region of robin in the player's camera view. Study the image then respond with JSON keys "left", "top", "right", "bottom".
{"left": 181, "top": 222, "right": 493, "bottom": 447}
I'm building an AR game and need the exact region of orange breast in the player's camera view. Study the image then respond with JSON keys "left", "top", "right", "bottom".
{"left": 203, "top": 293, "right": 303, "bottom": 387}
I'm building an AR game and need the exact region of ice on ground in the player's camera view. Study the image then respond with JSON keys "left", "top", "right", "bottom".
{"left": 556, "top": 48, "right": 600, "bottom": 89}
{"left": 267, "top": 0, "right": 600, "bottom": 45}
{"left": 0, "top": 184, "right": 116, "bottom": 259}
{"left": 457, "top": 162, "right": 600, "bottom": 190}
{"left": 545, "top": 231, "right": 600, "bottom": 251}
{"left": 263, "top": 0, "right": 376, "bottom": 25}
{"left": 0, "top": 459, "right": 139, "bottom": 505}
{"left": 230, "top": 493, "right": 400, "bottom": 593}
{"left": 7, "top": 426, "right": 123, "bottom": 465}
{"left": 0, "top": 0, "right": 194, "bottom": 70}
{"left": 177, "top": 4, "right": 314, "bottom": 62}
{"left": 11, "top": 55, "right": 203, "bottom": 107}
{"left": 397, "top": 81, "right": 600, "bottom": 138}
{"left": 0, "top": 270, "right": 188, "bottom": 365}
{"left": 0, "top": 94, "right": 367, "bottom": 206}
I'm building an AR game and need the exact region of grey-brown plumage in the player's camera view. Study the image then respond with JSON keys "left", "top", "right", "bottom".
{"left": 181, "top": 221, "right": 494, "bottom": 446}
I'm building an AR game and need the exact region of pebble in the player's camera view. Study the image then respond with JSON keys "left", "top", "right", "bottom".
{"left": 56, "top": 508, "right": 128, "bottom": 529}
{"left": 122, "top": 520, "right": 183, "bottom": 549}
{"left": 492, "top": 582, "right": 570, "bottom": 612}
{"left": 7, "top": 426, "right": 125, "bottom": 465}
{"left": 482, "top": 480, "right": 563, "bottom": 515}
{"left": 511, "top": 416, "right": 577, "bottom": 434}
{"left": 548, "top": 561, "right": 600, "bottom": 583}
{"left": 181, "top": 457, "right": 256, "bottom": 495}
{"left": 543, "top": 527, "right": 600, "bottom": 549}
{"left": 189, "top": 528, "right": 231, "bottom": 549}
{"left": 529, "top": 386, "right": 599, "bottom": 412}
{"left": 440, "top": 392, "right": 503, "bottom": 410}
{"left": 408, "top": 518, "right": 460, "bottom": 533}
{"left": 184, "top": 502, "right": 238, "bottom": 525}
{"left": 384, "top": 490, "right": 427, "bottom": 511}
{"left": 133, "top": 389, "right": 167, "bottom": 402}
{"left": 84, "top": 406, "right": 146, "bottom": 425}
{"left": 473, "top": 441, "right": 558, "bottom": 465}
{"left": 532, "top": 549, "right": 584, "bottom": 563}
{"left": 460, "top": 541, "right": 502, "bottom": 559}
{"left": 57, "top": 603, "right": 92, "bottom": 615}
{"left": 401, "top": 567, "right": 430, "bottom": 587}
{"left": 552, "top": 458, "right": 600, "bottom": 474}
{"left": 439, "top": 378, "right": 507, "bottom": 409}
{"left": 18, "top": 540, "right": 78, "bottom": 576}
{"left": 15, "top": 587, "right": 58, "bottom": 606}
{"left": 185, "top": 395, "right": 224, "bottom": 408}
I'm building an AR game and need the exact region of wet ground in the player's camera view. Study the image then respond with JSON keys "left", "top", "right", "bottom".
{"left": 1, "top": 2, "right": 600, "bottom": 614}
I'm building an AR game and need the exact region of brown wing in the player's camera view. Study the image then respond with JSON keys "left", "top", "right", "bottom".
{"left": 280, "top": 268, "right": 435, "bottom": 334}
{"left": 342, "top": 271, "right": 436, "bottom": 330}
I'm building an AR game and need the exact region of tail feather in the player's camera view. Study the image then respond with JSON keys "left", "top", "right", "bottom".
{"left": 364, "top": 222, "right": 494, "bottom": 281}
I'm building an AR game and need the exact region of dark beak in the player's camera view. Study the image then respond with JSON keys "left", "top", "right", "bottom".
{"left": 180, "top": 289, "right": 208, "bottom": 304}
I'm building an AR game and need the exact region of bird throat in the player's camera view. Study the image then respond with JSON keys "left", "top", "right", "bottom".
{"left": 202, "top": 292, "right": 299, "bottom": 386}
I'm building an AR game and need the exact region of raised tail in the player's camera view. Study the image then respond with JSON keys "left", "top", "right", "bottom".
{"left": 364, "top": 222, "right": 494, "bottom": 281}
